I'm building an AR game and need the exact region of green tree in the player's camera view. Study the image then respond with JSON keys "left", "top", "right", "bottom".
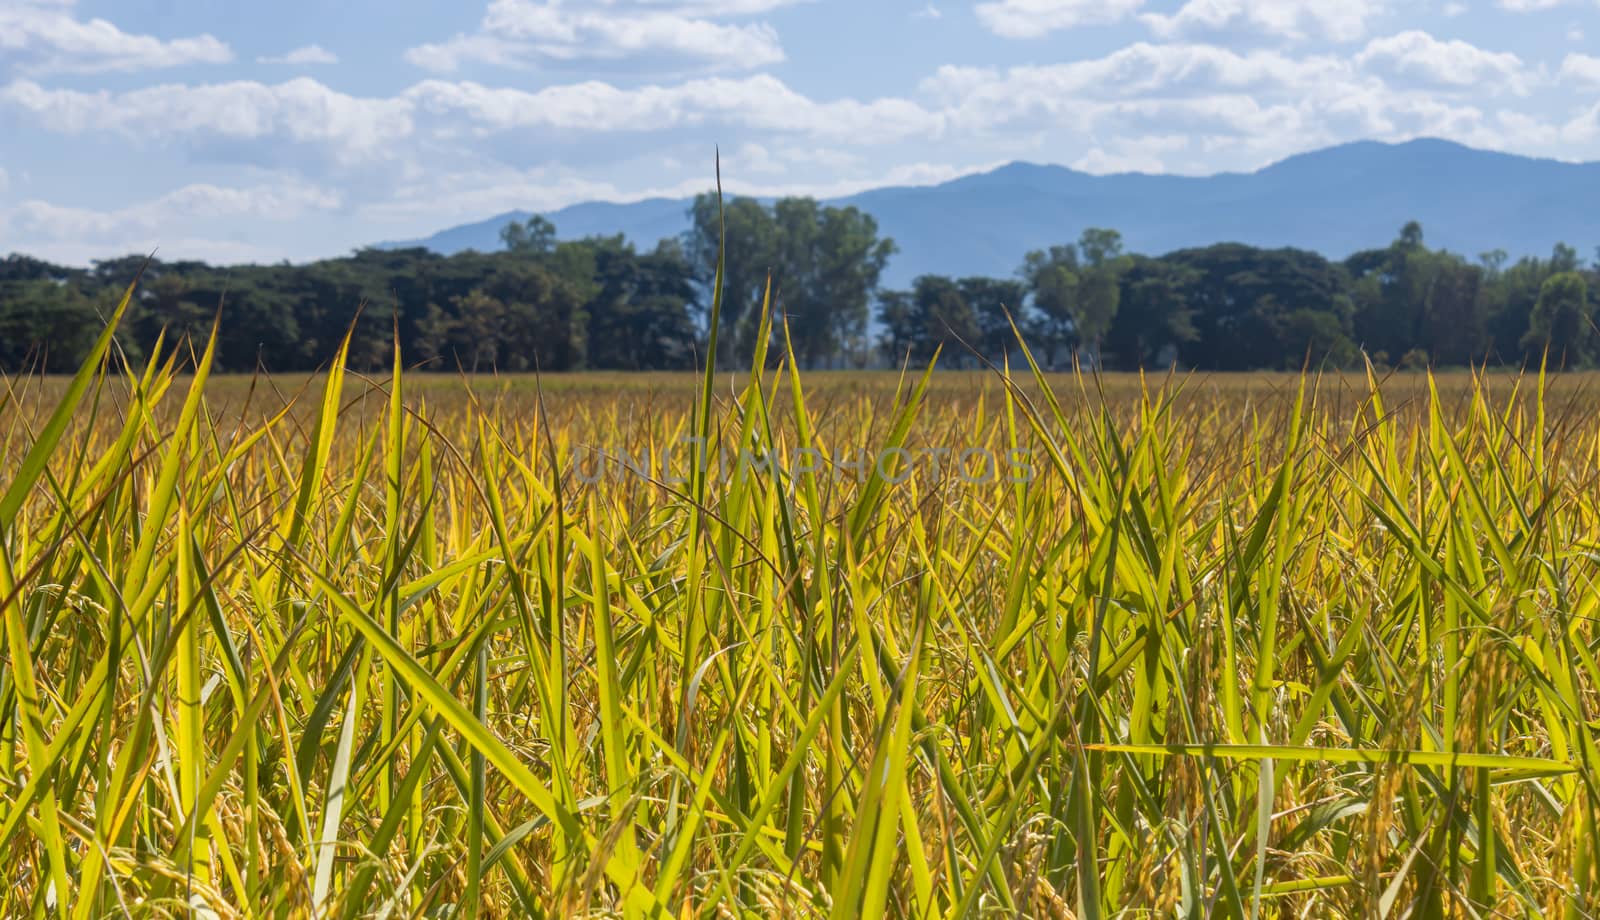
{"left": 583, "top": 236, "right": 698, "bottom": 370}
{"left": 957, "top": 276, "right": 1026, "bottom": 362}
{"left": 1104, "top": 257, "right": 1199, "bottom": 369}
{"left": 685, "top": 196, "right": 894, "bottom": 368}
{"left": 1281, "top": 306, "right": 1360, "bottom": 368}
{"left": 686, "top": 194, "right": 777, "bottom": 367}
{"left": 769, "top": 199, "right": 895, "bottom": 368}
{"left": 0, "top": 278, "right": 101, "bottom": 371}
{"left": 1551, "top": 242, "right": 1582, "bottom": 274}
{"left": 417, "top": 261, "right": 588, "bottom": 371}
{"left": 1522, "top": 271, "right": 1595, "bottom": 366}
{"left": 1073, "top": 269, "right": 1120, "bottom": 363}
{"left": 1022, "top": 229, "right": 1126, "bottom": 366}
{"left": 877, "top": 275, "right": 979, "bottom": 365}
{"left": 1418, "top": 254, "right": 1486, "bottom": 366}
{"left": 1172, "top": 243, "right": 1354, "bottom": 370}
{"left": 418, "top": 289, "right": 503, "bottom": 372}
{"left": 0, "top": 254, "right": 78, "bottom": 284}
{"left": 501, "top": 216, "right": 558, "bottom": 256}
{"left": 877, "top": 289, "right": 918, "bottom": 364}
{"left": 1348, "top": 222, "right": 1434, "bottom": 362}
{"left": 1484, "top": 247, "right": 1570, "bottom": 363}
{"left": 1019, "top": 245, "right": 1079, "bottom": 366}
{"left": 1078, "top": 228, "right": 1125, "bottom": 267}
{"left": 1479, "top": 249, "right": 1508, "bottom": 276}
{"left": 8, "top": 215, "right": 1599, "bottom": 376}
{"left": 487, "top": 259, "right": 589, "bottom": 370}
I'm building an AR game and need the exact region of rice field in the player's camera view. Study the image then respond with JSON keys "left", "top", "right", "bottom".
{"left": 3, "top": 283, "right": 1600, "bottom": 918}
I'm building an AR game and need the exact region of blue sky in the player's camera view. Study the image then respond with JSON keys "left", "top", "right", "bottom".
{"left": 2, "top": 0, "right": 1598, "bottom": 265}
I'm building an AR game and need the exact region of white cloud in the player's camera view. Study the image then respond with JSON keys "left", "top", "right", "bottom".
{"left": 914, "top": 4, "right": 942, "bottom": 19}
{"left": 605, "top": 0, "right": 806, "bottom": 13}
{"left": 976, "top": 0, "right": 1143, "bottom": 38}
{"left": 921, "top": 43, "right": 1358, "bottom": 117}
{"left": 1142, "top": 0, "right": 1386, "bottom": 42}
{"left": 8, "top": 181, "right": 340, "bottom": 237}
{"left": 1356, "top": 31, "right": 1533, "bottom": 94}
{"left": 403, "top": 75, "right": 942, "bottom": 142}
{"left": 1072, "top": 136, "right": 1189, "bottom": 173}
{"left": 1560, "top": 52, "right": 1600, "bottom": 84}
{"left": 1561, "top": 101, "right": 1600, "bottom": 144}
{"left": 910, "top": 40, "right": 1579, "bottom": 174}
{"left": 7, "top": 6, "right": 1599, "bottom": 266}
{"left": 914, "top": 36, "right": 1553, "bottom": 172}
{"left": 918, "top": 51, "right": 1353, "bottom": 173}
{"left": 1, "top": 78, "right": 414, "bottom": 165}
{"left": 405, "top": 0, "right": 793, "bottom": 72}
{"left": 1497, "top": 0, "right": 1568, "bottom": 9}
{"left": 2, "top": 70, "right": 944, "bottom": 177}
{"left": 362, "top": 158, "right": 997, "bottom": 231}
{"left": 0, "top": 0, "right": 231, "bottom": 74}
{"left": 722, "top": 142, "right": 864, "bottom": 176}
{"left": 360, "top": 167, "right": 631, "bottom": 227}
{"left": 727, "top": 142, "right": 784, "bottom": 174}
{"left": 257, "top": 45, "right": 339, "bottom": 66}
{"left": 403, "top": 36, "right": 525, "bottom": 72}
{"left": 0, "top": 179, "right": 341, "bottom": 264}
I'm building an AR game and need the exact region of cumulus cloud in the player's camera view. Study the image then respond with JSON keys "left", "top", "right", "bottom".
{"left": 0, "top": 0, "right": 231, "bottom": 74}
{"left": 921, "top": 43, "right": 1358, "bottom": 118}
{"left": 361, "top": 157, "right": 994, "bottom": 230}
{"left": 923, "top": 63, "right": 1301, "bottom": 161}
{"left": 1142, "top": 0, "right": 1387, "bottom": 42}
{"left": 0, "top": 69, "right": 944, "bottom": 186}
{"left": 1072, "top": 136, "right": 1190, "bottom": 174}
{"left": 7, "top": 181, "right": 340, "bottom": 237}
{"left": 402, "top": 75, "right": 942, "bottom": 142}
{"left": 257, "top": 45, "right": 339, "bottom": 66}
{"left": 727, "top": 142, "right": 785, "bottom": 174}
{"left": 975, "top": 0, "right": 1144, "bottom": 38}
{"left": 0, "top": 179, "right": 342, "bottom": 264}
{"left": 1356, "top": 31, "right": 1534, "bottom": 94}
{"left": 910, "top": 39, "right": 1582, "bottom": 174}
{"left": 15, "top": 34, "right": 1564, "bottom": 188}
{"left": 403, "top": 36, "right": 525, "bottom": 72}
{"left": 1562, "top": 101, "right": 1600, "bottom": 144}
{"left": 6, "top": 0, "right": 1599, "bottom": 264}
{"left": 1, "top": 78, "right": 414, "bottom": 165}
{"left": 604, "top": 0, "right": 806, "bottom": 13}
{"left": 1560, "top": 52, "right": 1600, "bottom": 84}
{"left": 917, "top": 36, "right": 1547, "bottom": 165}
{"left": 722, "top": 142, "right": 865, "bottom": 176}
{"left": 405, "top": 0, "right": 795, "bottom": 72}
{"left": 711, "top": 159, "right": 1003, "bottom": 199}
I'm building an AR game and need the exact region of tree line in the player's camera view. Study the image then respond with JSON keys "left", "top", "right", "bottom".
{"left": 3, "top": 196, "right": 1598, "bottom": 373}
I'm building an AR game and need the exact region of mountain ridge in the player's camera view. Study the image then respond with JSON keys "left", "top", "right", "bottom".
{"left": 379, "top": 139, "right": 1600, "bottom": 287}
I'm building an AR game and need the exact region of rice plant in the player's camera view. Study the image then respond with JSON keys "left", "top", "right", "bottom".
{"left": 2, "top": 273, "right": 1598, "bottom": 918}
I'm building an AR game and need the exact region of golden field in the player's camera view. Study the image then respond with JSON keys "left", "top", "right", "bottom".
{"left": 2, "top": 292, "right": 1599, "bottom": 918}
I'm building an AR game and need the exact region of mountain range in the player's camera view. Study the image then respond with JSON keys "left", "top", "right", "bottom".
{"left": 381, "top": 139, "right": 1600, "bottom": 289}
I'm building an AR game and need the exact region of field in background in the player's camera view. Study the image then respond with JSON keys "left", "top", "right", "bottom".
{"left": 10, "top": 365, "right": 1600, "bottom": 429}
{"left": 3, "top": 302, "right": 1600, "bottom": 917}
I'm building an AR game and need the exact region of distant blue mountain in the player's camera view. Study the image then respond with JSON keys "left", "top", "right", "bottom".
{"left": 378, "top": 139, "right": 1600, "bottom": 289}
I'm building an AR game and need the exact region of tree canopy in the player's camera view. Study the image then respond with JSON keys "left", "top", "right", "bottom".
{"left": 2, "top": 214, "right": 1596, "bottom": 373}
